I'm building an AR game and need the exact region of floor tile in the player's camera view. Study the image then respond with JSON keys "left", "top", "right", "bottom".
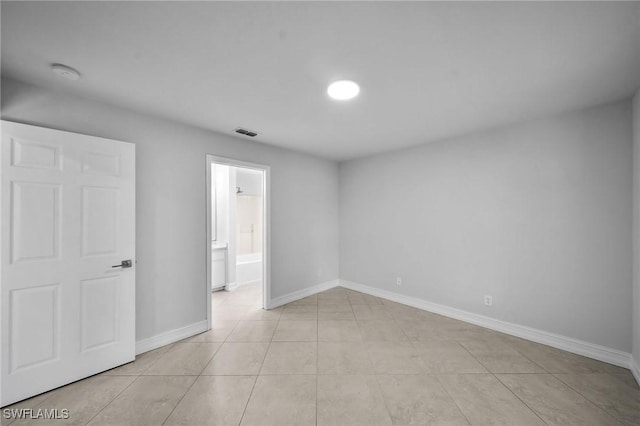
{"left": 497, "top": 373, "right": 620, "bottom": 425}
{"left": 352, "top": 304, "right": 392, "bottom": 320}
{"left": 226, "top": 321, "right": 277, "bottom": 342}
{"left": 437, "top": 374, "right": 546, "bottom": 425}
{"left": 435, "top": 320, "right": 495, "bottom": 341}
{"left": 288, "top": 295, "right": 318, "bottom": 305}
{"left": 241, "top": 375, "right": 316, "bottom": 426}
{"left": 396, "top": 318, "right": 442, "bottom": 340}
{"left": 358, "top": 320, "right": 407, "bottom": 341}
{"left": 11, "top": 375, "right": 135, "bottom": 426}
{"left": 318, "top": 292, "right": 349, "bottom": 302}
{"left": 272, "top": 320, "right": 317, "bottom": 342}
{"left": 212, "top": 305, "right": 250, "bottom": 321}
{"left": 318, "top": 303, "right": 355, "bottom": 320}
{"left": 458, "top": 339, "right": 546, "bottom": 373}
{"left": 318, "top": 299, "right": 352, "bottom": 308}
{"left": 348, "top": 294, "right": 383, "bottom": 305}
{"left": 144, "top": 342, "right": 221, "bottom": 375}
{"left": 244, "top": 306, "right": 283, "bottom": 321}
{"left": 11, "top": 286, "right": 639, "bottom": 426}
{"left": 318, "top": 341, "right": 374, "bottom": 374}
{"left": 87, "top": 376, "right": 196, "bottom": 425}
{"left": 367, "top": 341, "right": 423, "bottom": 374}
{"left": 182, "top": 321, "right": 238, "bottom": 343}
{"left": 555, "top": 373, "right": 640, "bottom": 425}
{"left": 412, "top": 340, "right": 488, "bottom": 374}
{"left": 260, "top": 342, "right": 317, "bottom": 374}
{"left": 318, "top": 310, "right": 356, "bottom": 320}
{"left": 377, "top": 374, "right": 469, "bottom": 425}
{"left": 507, "top": 337, "right": 629, "bottom": 374}
{"left": 102, "top": 345, "right": 173, "bottom": 375}
{"left": 164, "top": 376, "right": 255, "bottom": 425}
{"left": 280, "top": 305, "right": 318, "bottom": 320}
{"left": 2, "top": 392, "right": 54, "bottom": 426}
{"left": 201, "top": 342, "right": 269, "bottom": 375}
{"left": 318, "top": 320, "right": 362, "bottom": 341}
{"left": 317, "top": 375, "right": 392, "bottom": 426}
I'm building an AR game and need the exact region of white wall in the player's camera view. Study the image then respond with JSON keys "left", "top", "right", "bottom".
{"left": 633, "top": 90, "right": 640, "bottom": 371}
{"left": 236, "top": 169, "right": 263, "bottom": 196}
{"left": 212, "top": 164, "right": 230, "bottom": 244}
{"left": 1, "top": 77, "right": 340, "bottom": 342}
{"left": 340, "top": 100, "right": 633, "bottom": 352}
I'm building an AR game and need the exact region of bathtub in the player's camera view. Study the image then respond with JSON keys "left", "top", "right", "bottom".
{"left": 236, "top": 252, "right": 262, "bottom": 285}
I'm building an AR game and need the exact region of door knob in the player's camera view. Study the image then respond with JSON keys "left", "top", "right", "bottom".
{"left": 112, "top": 260, "right": 132, "bottom": 268}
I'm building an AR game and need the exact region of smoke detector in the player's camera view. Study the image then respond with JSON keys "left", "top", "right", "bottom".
{"left": 51, "top": 64, "right": 81, "bottom": 81}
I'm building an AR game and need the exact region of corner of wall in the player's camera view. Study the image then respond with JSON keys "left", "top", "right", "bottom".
{"left": 632, "top": 89, "right": 640, "bottom": 385}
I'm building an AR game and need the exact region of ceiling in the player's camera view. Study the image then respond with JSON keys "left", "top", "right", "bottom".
{"left": 2, "top": 1, "right": 640, "bottom": 161}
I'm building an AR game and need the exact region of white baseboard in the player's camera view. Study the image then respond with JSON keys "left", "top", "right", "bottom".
{"left": 339, "top": 279, "right": 632, "bottom": 369}
{"left": 225, "top": 282, "right": 238, "bottom": 292}
{"left": 631, "top": 357, "right": 640, "bottom": 387}
{"left": 268, "top": 279, "right": 339, "bottom": 309}
{"left": 135, "top": 320, "right": 208, "bottom": 355}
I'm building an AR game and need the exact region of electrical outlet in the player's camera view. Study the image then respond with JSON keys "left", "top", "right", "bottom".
{"left": 484, "top": 295, "right": 493, "bottom": 307}
{"left": 396, "top": 277, "right": 402, "bottom": 286}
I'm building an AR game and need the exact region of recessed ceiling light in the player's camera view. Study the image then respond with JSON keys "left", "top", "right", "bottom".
{"left": 51, "top": 63, "right": 81, "bottom": 81}
{"left": 327, "top": 80, "right": 360, "bottom": 100}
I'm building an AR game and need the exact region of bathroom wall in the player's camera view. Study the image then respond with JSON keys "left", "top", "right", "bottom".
{"left": 236, "top": 168, "right": 264, "bottom": 256}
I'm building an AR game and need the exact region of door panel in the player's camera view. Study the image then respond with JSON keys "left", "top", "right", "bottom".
{"left": 80, "top": 276, "right": 119, "bottom": 351}
{"left": 9, "top": 283, "right": 60, "bottom": 372}
{"left": 11, "top": 138, "right": 62, "bottom": 171}
{"left": 81, "top": 186, "right": 119, "bottom": 257}
{"left": 11, "top": 182, "right": 61, "bottom": 263}
{"left": 1, "top": 121, "right": 135, "bottom": 406}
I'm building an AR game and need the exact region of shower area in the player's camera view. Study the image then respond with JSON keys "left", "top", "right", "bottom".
{"left": 210, "top": 163, "right": 264, "bottom": 294}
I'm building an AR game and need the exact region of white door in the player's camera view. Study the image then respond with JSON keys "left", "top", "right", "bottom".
{"left": 1, "top": 121, "right": 135, "bottom": 406}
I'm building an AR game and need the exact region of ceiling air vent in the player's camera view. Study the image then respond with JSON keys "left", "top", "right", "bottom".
{"left": 235, "top": 128, "right": 259, "bottom": 137}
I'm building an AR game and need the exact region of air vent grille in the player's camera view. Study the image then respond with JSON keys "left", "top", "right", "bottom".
{"left": 235, "top": 128, "right": 259, "bottom": 137}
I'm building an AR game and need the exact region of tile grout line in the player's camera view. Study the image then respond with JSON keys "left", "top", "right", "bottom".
{"left": 239, "top": 292, "right": 279, "bottom": 426}
{"left": 159, "top": 325, "right": 224, "bottom": 425}
{"left": 433, "top": 374, "right": 474, "bottom": 426}
{"left": 160, "top": 375, "right": 200, "bottom": 426}
{"left": 550, "top": 372, "right": 629, "bottom": 425}
{"left": 457, "top": 343, "right": 551, "bottom": 426}
{"left": 83, "top": 374, "right": 143, "bottom": 426}
{"left": 499, "top": 341, "right": 630, "bottom": 423}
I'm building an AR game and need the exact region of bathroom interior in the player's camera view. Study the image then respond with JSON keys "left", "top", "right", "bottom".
{"left": 211, "top": 163, "right": 264, "bottom": 305}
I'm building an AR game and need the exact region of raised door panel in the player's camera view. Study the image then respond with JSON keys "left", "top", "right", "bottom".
{"left": 80, "top": 276, "right": 119, "bottom": 351}
{"left": 81, "top": 186, "right": 119, "bottom": 257}
{"left": 9, "top": 284, "right": 60, "bottom": 373}
{"left": 11, "top": 182, "right": 61, "bottom": 263}
{"left": 82, "top": 152, "right": 120, "bottom": 176}
{"left": 11, "top": 138, "right": 62, "bottom": 171}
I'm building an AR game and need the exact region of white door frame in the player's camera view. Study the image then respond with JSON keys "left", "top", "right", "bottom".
{"left": 205, "top": 154, "right": 270, "bottom": 329}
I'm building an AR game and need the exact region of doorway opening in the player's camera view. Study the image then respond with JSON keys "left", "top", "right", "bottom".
{"left": 206, "top": 155, "right": 270, "bottom": 329}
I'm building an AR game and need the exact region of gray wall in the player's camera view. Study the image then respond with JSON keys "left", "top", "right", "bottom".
{"left": 633, "top": 90, "right": 640, "bottom": 366}
{"left": 340, "top": 100, "right": 633, "bottom": 352}
{"left": 1, "top": 77, "right": 340, "bottom": 342}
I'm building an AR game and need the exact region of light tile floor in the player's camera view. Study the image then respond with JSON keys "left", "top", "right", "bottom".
{"left": 3, "top": 284, "right": 640, "bottom": 425}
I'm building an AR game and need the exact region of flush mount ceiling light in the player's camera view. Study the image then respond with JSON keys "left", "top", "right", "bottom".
{"left": 51, "top": 63, "right": 81, "bottom": 81}
{"left": 327, "top": 80, "right": 360, "bottom": 100}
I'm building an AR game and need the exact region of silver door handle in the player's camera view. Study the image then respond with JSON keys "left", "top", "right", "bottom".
{"left": 112, "top": 260, "right": 132, "bottom": 268}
